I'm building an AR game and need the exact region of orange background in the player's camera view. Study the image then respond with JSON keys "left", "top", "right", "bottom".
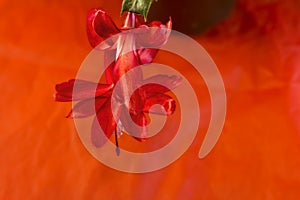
{"left": 1, "top": 0, "right": 300, "bottom": 199}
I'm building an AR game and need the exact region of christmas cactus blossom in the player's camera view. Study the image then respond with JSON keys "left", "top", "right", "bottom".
{"left": 55, "top": 7, "right": 181, "bottom": 152}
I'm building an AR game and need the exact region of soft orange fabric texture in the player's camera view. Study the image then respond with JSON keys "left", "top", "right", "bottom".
{"left": 1, "top": 0, "right": 300, "bottom": 199}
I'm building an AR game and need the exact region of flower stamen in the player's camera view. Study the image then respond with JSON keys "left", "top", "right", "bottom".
{"left": 115, "top": 127, "right": 120, "bottom": 156}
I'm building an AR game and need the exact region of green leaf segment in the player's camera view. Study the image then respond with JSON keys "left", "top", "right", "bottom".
{"left": 121, "top": 0, "right": 155, "bottom": 20}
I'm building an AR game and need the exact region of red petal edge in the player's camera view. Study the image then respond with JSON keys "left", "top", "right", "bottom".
{"left": 87, "top": 8, "right": 120, "bottom": 48}
{"left": 54, "top": 79, "right": 113, "bottom": 102}
{"left": 143, "top": 93, "right": 176, "bottom": 115}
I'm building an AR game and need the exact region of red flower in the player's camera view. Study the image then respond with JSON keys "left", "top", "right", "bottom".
{"left": 55, "top": 9, "right": 180, "bottom": 151}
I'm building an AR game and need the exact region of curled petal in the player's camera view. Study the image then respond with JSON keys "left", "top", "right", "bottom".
{"left": 55, "top": 79, "right": 113, "bottom": 102}
{"left": 87, "top": 8, "right": 120, "bottom": 48}
{"left": 136, "top": 17, "right": 172, "bottom": 48}
{"left": 143, "top": 93, "right": 176, "bottom": 115}
{"left": 140, "top": 75, "right": 182, "bottom": 98}
{"left": 66, "top": 96, "right": 108, "bottom": 118}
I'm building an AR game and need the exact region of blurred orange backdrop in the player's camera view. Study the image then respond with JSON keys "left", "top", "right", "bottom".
{"left": 1, "top": 0, "right": 300, "bottom": 199}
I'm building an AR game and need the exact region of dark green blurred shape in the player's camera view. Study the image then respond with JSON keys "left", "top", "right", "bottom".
{"left": 148, "top": 0, "right": 235, "bottom": 35}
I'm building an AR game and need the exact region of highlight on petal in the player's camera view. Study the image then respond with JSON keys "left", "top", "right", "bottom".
{"left": 66, "top": 96, "right": 108, "bottom": 118}
{"left": 143, "top": 93, "right": 176, "bottom": 115}
{"left": 55, "top": 79, "right": 113, "bottom": 102}
{"left": 113, "top": 50, "right": 141, "bottom": 81}
{"left": 87, "top": 8, "right": 120, "bottom": 48}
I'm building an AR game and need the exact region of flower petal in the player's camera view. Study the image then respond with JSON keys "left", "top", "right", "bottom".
{"left": 55, "top": 79, "right": 113, "bottom": 102}
{"left": 140, "top": 75, "right": 182, "bottom": 98}
{"left": 137, "top": 48, "right": 158, "bottom": 64}
{"left": 113, "top": 50, "right": 141, "bottom": 82}
{"left": 87, "top": 8, "right": 120, "bottom": 48}
{"left": 91, "top": 97, "right": 120, "bottom": 147}
{"left": 91, "top": 115, "right": 113, "bottom": 148}
{"left": 104, "top": 50, "right": 116, "bottom": 84}
{"left": 136, "top": 18, "right": 172, "bottom": 49}
{"left": 119, "top": 107, "right": 148, "bottom": 141}
{"left": 143, "top": 93, "right": 176, "bottom": 115}
{"left": 131, "top": 112, "right": 148, "bottom": 142}
{"left": 66, "top": 96, "right": 108, "bottom": 118}
{"left": 134, "top": 19, "right": 171, "bottom": 64}
{"left": 134, "top": 13, "right": 145, "bottom": 27}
